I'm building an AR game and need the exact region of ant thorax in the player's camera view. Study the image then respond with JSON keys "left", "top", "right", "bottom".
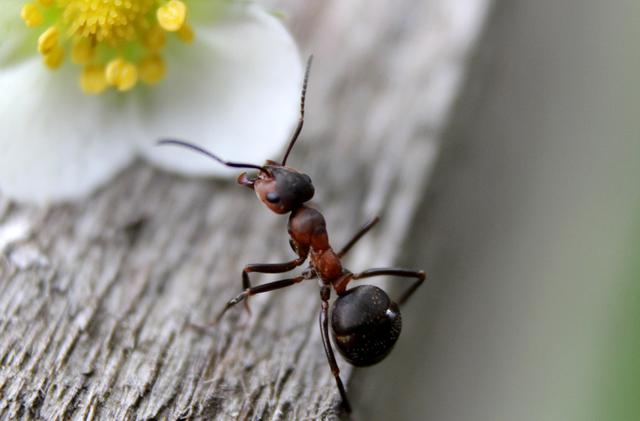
{"left": 288, "top": 206, "right": 343, "bottom": 282}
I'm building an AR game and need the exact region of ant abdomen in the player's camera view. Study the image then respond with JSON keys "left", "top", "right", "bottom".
{"left": 331, "top": 285, "right": 402, "bottom": 367}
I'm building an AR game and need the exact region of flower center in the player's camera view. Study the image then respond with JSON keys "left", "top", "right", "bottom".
{"left": 21, "top": 0, "right": 194, "bottom": 94}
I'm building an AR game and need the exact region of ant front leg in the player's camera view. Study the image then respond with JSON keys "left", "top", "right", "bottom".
{"left": 351, "top": 268, "right": 426, "bottom": 305}
{"left": 319, "top": 285, "right": 352, "bottom": 413}
{"left": 239, "top": 256, "right": 307, "bottom": 314}
{"left": 215, "top": 274, "right": 309, "bottom": 323}
{"left": 242, "top": 258, "right": 305, "bottom": 289}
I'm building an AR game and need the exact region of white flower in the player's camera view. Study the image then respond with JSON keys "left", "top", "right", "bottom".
{"left": 0, "top": 0, "right": 303, "bottom": 204}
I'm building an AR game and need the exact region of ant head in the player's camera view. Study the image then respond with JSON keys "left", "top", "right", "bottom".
{"left": 157, "top": 139, "right": 315, "bottom": 215}
{"left": 239, "top": 164, "right": 314, "bottom": 214}
{"left": 159, "top": 56, "right": 316, "bottom": 214}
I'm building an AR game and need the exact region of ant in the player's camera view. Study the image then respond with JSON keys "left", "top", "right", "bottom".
{"left": 159, "top": 57, "right": 425, "bottom": 413}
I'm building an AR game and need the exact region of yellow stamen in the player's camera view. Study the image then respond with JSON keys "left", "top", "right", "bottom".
{"left": 105, "top": 58, "right": 124, "bottom": 86}
{"left": 38, "top": 26, "right": 59, "bottom": 55}
{"left": 71, "top": 38, "right": 94, "bottom": 65}
{"left": 139, "top": 55, "right": 166, "bottom": 85}
{"left": 143, "top": 25, "right": 166, "bottom": 52}
{"left": 116, "top": 62, "right": 138, "bottom": 91}
{"left": 105, "top": 58, "right": 138, "bottom": 92}
{"left": 177, "top": 23, "right": 194, "bottom": 43}
{"left": 21, "top": 3, "right": 43, "bottom": 28}
{"left": 44, "top": 45, "right": 64, "bottom": 69}
{"left": 157, "top": 0, "right": 187, "bottom": 32}
{"left": 80, "top": 65, "right": 108, "bottom": 94}
{"left": 22, "top": 0, "right": 195, "bottom": 94}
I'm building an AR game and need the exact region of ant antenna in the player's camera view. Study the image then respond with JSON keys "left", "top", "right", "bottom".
{"left": 281, "top": 55, "right": 314, "bottom": 167}
{"left": 158, "top": 139, "right": 267, "bottom": 172}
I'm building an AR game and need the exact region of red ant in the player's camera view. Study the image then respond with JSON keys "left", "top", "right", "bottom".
{"left": 159, "top": 57, "right": 425, "bottom": 413}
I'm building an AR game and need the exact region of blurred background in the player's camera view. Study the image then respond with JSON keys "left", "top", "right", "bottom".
{"left": 350, "top": 1, "right": 640, "bottom": 420}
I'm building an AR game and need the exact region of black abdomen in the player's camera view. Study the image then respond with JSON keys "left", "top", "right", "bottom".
{"left": 331, "top": 285, "right": 402, "bottom": 366}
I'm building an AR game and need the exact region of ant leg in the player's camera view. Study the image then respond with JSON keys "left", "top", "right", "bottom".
{"left": 242, "top": 258, "right": 306, "bottom": 288}
{"left": 241, "top": 257, "right": 307, "bottom": 313}
{"left": 337, "top": 216, "right": 380, "bottom": 258}
{"left": 352, "top": 268, "right": 426, "bottom": 306}
{"left": 216, "top": 275, "right": 308, "bottom": 323}
{"left": 319, "top": 285, "right": 352, "bottom": 413}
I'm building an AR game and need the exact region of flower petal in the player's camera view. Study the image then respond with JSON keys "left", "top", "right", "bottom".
{"left": 135, "top": 5, "right": 303, "bottom": 176}
{"left": 0, "top": 1, "right": 34, "bottom": 66}
{"left": 0, "top": 59, "right": 138, "bottom": 204}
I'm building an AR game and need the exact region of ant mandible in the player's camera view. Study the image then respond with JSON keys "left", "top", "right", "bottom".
{"left": 159, "top": 57, "right": 425, "bottom": 413}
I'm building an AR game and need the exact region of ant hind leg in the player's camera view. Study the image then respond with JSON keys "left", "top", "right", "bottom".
{"left": 351, "top": 268, "right": 426, "bottom": 306}
{"left": 318, "top": 285, "right": 352, "bottom": 413}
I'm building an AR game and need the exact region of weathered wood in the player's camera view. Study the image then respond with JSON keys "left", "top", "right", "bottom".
{"left": 0, "top": 1, "right": 489, "bottom": 419}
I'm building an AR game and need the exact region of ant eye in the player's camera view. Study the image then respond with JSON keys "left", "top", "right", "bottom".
{"left": 266, "top": 192, "right": 280, "bottom": 203}
{"left": 303, "top": 174, "right": 312, "bottom": 184}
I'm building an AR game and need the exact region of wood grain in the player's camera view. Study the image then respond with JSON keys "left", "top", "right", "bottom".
{"left": 0, "top": 1, "right": 490, "bottom": 419}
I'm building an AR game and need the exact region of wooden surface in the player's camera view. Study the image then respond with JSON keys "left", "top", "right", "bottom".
{"left": 0, "top": 1, "right": 489, "bottom": 419}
